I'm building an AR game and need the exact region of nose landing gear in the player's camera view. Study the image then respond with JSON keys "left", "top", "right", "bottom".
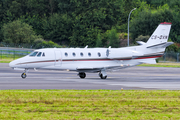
{"left": 21, "top": 73, "right": 27, "bottom": 79}
{"left": 21, "top": 69, "right": 28, "bottom": 79}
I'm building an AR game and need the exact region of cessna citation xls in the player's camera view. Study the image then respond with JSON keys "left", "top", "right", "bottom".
{"left": 9, "top": 22, "right": 173, "bottom": 79}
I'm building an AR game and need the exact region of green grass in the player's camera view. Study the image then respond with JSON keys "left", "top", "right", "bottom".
{"left": 138, "top": 63, "right": 180, "bottom": 68}
{"left": 0, "top": 58, "right": 14, "bottom": 63}
{"left": 0, "top": 54, "right": 25, "bottom": 63}
{"left": 1, "top": 90, "right": 180, "bottom": 119}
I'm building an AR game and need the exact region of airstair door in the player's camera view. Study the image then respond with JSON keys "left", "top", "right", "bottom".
{"left": 54, "top": 50, "right": 62, "bottom": 66}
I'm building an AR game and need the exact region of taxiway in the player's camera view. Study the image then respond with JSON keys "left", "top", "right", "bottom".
{"left": 0, "top": 63, "right": 180, "bottom": 90}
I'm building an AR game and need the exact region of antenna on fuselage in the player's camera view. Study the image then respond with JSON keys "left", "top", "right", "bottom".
{"left": 85, "top": 45, "right": 88, "bottom": 48}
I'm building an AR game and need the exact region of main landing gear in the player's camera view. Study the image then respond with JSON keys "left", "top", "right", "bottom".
{"left": 99, "top": 70, "right": 107, "bottom": 79}
{"left": 21, "top": 69, "right": 28, "bottom": 79}
{"left": 78, "top": 72, "right": 86, "bottom": 79}
{"left": 99, "top": 73, "right": 107, "bottom": 79}
{"left": 78, "top": 70, "right": 107, "bottom": 79}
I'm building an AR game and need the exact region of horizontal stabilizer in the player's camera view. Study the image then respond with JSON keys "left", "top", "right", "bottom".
{"left": 147, "top": 42, "right": 173, "bottom": 49}
{"left": 139, "top": 59, "right": 156, "bottom": 64}
{"left": 162, "top": 42, "right": 174, "bottom": 48}
{"left": 136, "top": 41, "right": 146, "bottom": 45}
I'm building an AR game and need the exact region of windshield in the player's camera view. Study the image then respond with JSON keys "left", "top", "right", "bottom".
{"left": 29, "top": 51, "right": 38, "bottom": 57}
{"left": 37, "top": 52, "right": 42, "bottom": 57}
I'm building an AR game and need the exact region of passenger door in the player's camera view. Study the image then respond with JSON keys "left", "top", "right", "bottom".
{"left": 54, "top": 50, "right": 62, "bottom": 66}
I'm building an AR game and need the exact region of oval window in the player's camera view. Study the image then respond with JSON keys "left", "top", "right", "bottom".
{"left": 80, "top": 52, "right": 83, "bottom": 57}
{"left": 72, "top": 52, "right": 76, "bottom": 57}
{"left": 65, "top": 52, "right": 68, "bottom": 57}
{"left": 88, "top": 52, "right": 91, "bottom": 57}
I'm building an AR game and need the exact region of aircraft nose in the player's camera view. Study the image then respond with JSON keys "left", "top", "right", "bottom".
{"left": 9, "top": 61, "right": 16, "bottom": 68}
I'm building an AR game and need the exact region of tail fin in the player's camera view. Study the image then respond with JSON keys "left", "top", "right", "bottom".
{"left": 146, "top": 22, "right": 172, "bottom": 47}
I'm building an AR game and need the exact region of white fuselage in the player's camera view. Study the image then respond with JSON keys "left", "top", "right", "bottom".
{"left": 9, "top": 45, "right": 163, "bottom": 72}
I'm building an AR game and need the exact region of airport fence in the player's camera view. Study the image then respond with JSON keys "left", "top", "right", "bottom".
{"left": 0, "top": 47, "right": 34, "bottom": 60}
{"left": 159, "top": 52, "right": 180, "bottom": 63}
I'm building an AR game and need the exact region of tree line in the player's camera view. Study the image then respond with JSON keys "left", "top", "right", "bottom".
{"left": 0, "top": 0, "right": 180, "bottom": 51}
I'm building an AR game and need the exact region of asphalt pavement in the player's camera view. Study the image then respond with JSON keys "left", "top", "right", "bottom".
{"left": 0, "top": 63, "right": 180, "bottom": 90}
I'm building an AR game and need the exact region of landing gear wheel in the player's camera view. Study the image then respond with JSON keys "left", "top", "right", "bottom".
{"left": 79, "top": 72, "right": 86, "bottom": 79}
{"left": 99, "top": 73, "right": 107, "bottom": 79}
{"left": 21, "top": 73, "right": 27, "bottom": 79}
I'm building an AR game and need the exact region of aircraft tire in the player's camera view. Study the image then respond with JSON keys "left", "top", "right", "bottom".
{"left": 99, "top": 73, "right": 107, "bottom": 79}
{"left": 79, "top": 72, "right": 86, "bottom": 79}
{"left": 21, "top": 73, "right": 27, "bottom": 79}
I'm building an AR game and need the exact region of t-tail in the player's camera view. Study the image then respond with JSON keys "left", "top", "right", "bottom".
{"left": 137, "top": 22, "right": 173, "bottom": 49}
{"left": 136, "top": 22, "right": 173, "bottom": 64}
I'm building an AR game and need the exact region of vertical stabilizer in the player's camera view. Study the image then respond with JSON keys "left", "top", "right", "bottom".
{"left": 146, "top": 22, "right": 171, "bottom": 47}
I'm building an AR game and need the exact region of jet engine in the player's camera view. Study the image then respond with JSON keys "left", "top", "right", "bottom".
{"left": 106, "top": 48, "right": 133, "bottom": 59}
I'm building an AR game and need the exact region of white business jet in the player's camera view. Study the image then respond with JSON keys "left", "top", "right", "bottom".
{"left": 9, "top": 22, "right": 173, "bottom": 79}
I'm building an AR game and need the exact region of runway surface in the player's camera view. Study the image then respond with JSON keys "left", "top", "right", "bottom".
{"left": 0, "top": 63, "right": 180, "bottom": 90}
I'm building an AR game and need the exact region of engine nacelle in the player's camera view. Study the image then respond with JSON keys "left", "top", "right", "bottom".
{"left": 106, "top": 48, "right": 133, "bottom": 59}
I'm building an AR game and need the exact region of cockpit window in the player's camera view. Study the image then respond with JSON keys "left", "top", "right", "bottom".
{"left": 42, "top": 53, "right": 45, "bottom": 57}
{"left": 37, "top": 52, "right": 42, "bottom": 57}
{"left": 29, "top": 52, "right": 38, "bottom": 57}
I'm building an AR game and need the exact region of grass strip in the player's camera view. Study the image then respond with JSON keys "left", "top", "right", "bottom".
{"left": 0, "top": 58, "right": 14, "bottom": 63}
{"left": 0, "top": 57, "right": 22, "bottom": 63}
{"left": 138, "top": 63, "right": 180, "bottom": 68}
{"left": 0, "top": 90, "right": 180, "bottom": 119}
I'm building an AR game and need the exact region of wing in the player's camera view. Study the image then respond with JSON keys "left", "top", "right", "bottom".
{"left": 76, "top": 64, "right": 132, "bottom": 72}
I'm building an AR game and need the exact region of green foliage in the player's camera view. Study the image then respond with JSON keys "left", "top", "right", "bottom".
{"left": 119, "top": 33, "right": 128, "bottom": 39}
{"left": 42, "top": 13, "right": 73, "bottom": 45}
{"left": 70, "top": 26, "right": 99, "bottom": 47}
{"left": 33, "top": 38, "right": 61, "bottom": 49}
{"left": 106, "top": 28, "right": 120, "bottom": 48}
{"left": 135, "top": 35, "right": 150, "bottom": 42}
{"left": 130, "top": 7, "right": 173, "bottom": 42}
{"left": 96, "top": 33, "right": 103, "bottom": 47}
{"left": 58, "top": 0, "right": 124, "bottom": 31}
{"left": 2, "top": 20, "right": 40, "bottom": 46}
{"left": 19, "top": 14, "right": 45, "bottom": 36}
{"left": 0, "top": 0, "right": 180, "bottom": 50}
{"left": 166, "top": 44, "right": 178, "bottom": 52}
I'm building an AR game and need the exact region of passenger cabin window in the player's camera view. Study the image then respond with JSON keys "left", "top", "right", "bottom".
{"left": 88, "top": 52, "right": 91, "bottom": 57}
{"left": 29, "top": 52, "right": 38, "bottom": 57}
{"left": 37, "top": 52, "right": 42, "bottom": 57}
{"left": 72, "top": 52, "right": 76, "bottom": 57}
{"left": 65, "top": 52, "right": 68, "bottom": 57}
{"left": 42, "top": 53, "right": 45, "bottom": 57}
{"left": 98, "top": 52, "right": 101, "bottom": 57}
{"left": 80, "top": 52, "right": 83, "bottom": 57}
